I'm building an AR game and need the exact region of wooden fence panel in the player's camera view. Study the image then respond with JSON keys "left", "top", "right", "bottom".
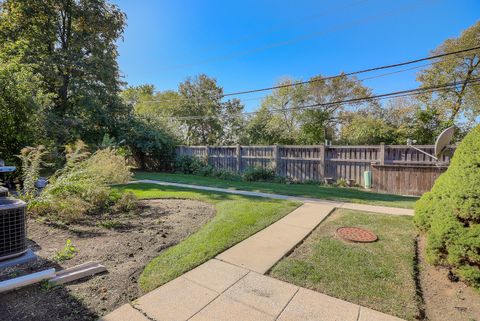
{"left": 175, "top": 144, "right": 455, "bottom": 196}
{"left": 372, "top": 164, "right": 448, "bottom": 196}
{"left": 240, "top": 146, "right": 275, "bottom": 172}
{"left": 208, "top": 146, "right": 237, "bottom": 172}
{"left": 325, "top": 146, "right": 379, "bottom": 185}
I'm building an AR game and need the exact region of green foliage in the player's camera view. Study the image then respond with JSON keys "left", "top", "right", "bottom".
{"left": 336, "top": 178, "right": 348, "bottom": 187}
{"left": 414, "top": 125, "right": 480, "bottom": 288}
{"left": 174, "top": 155, "right": 207, "bottom": 174}
{"left": 29, "top": 142, "right": 133, "bottom": 222}
{"left": 174, "top": 155, "right": 239, "bottom": 180}
{"left": 242, "top": 166, "right": 281, "bottom": 182}
{"left": 126, "top": 116, "right": 177, "bottom": 170}
{"left": 0, "top": 61, "right": 48, "bottom": 165}
{"left": 53, "top": 239, "right": 76, "bottom": 262}
{"left": 0, "top": 0, "right": 128, "bottom": 148}
{"left": 339, "top": 114, "right": 394, "bottom": 145}
{"left": 97, "top": 219, "right": 124, "bottom": 230}
{"left": 16, "top": 145, "right": 51, "bottom": 200}
{"left": 417, "top": 21, "right": 480, "bottom": 122}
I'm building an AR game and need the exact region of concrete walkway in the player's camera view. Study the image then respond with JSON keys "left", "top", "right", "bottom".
{"left": 103, "top": 259, "right": 404, "bottom": 321}
{"left": 102, "top": 195, "right": 409, "bottom": 321}
{"left": 133, "top": 179, "right": 414, "bottom": 216}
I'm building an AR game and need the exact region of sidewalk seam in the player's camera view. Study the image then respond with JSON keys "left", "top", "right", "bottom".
{"left": 186, "top": 271, "right": 250, "bottom": 320}
{"left": 274, "top": 288, "right": 300, "bottom": 320}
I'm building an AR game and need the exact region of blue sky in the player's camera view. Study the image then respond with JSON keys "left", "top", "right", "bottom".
{"left": 112, "top": 0, "right": 479, "bottom": 111}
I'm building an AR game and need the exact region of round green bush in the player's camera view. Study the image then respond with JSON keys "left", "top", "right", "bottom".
{"left": 414, "top": 125, "right": 480, "bottom": 288}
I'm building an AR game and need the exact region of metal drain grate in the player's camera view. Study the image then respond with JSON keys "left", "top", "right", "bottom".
{"left": 336, "top": 227, "right": 378, "bottom": 243}
{"left": 0, "top": 198, "right": 27, "bottom": 260}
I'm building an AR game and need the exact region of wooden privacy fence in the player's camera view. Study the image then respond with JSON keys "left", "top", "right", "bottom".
{"left": 176, "top": 144, "right": 455, "bottom": 196}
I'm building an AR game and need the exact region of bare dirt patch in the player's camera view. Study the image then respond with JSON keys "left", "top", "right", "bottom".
{"left": 0, "top": 199, "right": 215, "bottom": 321}
{"left": 419, "top": 236, "right": 480, "bottom": 321}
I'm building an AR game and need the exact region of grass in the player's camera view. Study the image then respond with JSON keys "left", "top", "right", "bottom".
{"left": 114, "top": 183, "right": 300, "bottom": 292}
{"left": 270, "top": 209, "right": 419, "bottom": 321}
{"left": 134, "top": 171, "right": 418, "bottom": 209}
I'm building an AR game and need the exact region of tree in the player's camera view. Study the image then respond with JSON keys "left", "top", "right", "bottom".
{"left": 0, "top": 0, "right": 128, "bottom": 146}
{"left": 245, "top": 78, "right": 308, "bottom": 144}
{"left": 0, "top": 61, "right": 48, "bottom": 163}
{"left": 339, "top": 113, "right": 394, "bottom": 145}
{"left": 175, "top": 74, "right": 245, "bottom": 145}
{"left": 300, "top": 74, "right": 375, "bottom": 144}
{"left": 417, "top": 21, "right": 480, "bottom": 123}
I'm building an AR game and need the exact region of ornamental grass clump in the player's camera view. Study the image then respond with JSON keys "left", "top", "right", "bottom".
{"left": 414, "top": 125, "right": 480, "bottom": 289}
{"left": 27, "top": 141, "right": 134, "bottom": 222}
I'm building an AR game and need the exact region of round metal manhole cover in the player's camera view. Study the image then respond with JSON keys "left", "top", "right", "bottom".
{"left": 336, "top": 227, "right": 378, "bottom": 243}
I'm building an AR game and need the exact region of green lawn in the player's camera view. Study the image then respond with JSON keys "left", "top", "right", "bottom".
{"left": 270, "top": 209, "right": 420, "bottom": 321}
{"left": 134, "top": 171, "right": 418, "bottom": 209}
{"left": 114, "top": 183, "right": 300, "bottom": 292}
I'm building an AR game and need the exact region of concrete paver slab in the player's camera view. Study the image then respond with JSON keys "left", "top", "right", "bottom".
{"left": 340, "top": 203, "right": 413, "bottom": 216}
{"left": 101, "top": 304, "right": 149, "bottom": 321}
{"left": 134, "top": 277, "right": 218, "bottom": 321}
{"left": 216, "top": 220, "right": 311, "bottom": 273}
{"left": 276, "top": 202, "right": 334, "bottom": 229}
{"left": 223, "top": 272, "right": 298, "bottom": 317}
{"left": 358, "top": 307, "right": 406, "bottom": 321}
{"left": 190, "top": 295, "right": 275, "bottom": 321}
{"left": 277, "top": 288, "right": 360, "bottom": 321}
{"left": 183, "top": 259, "right": 248, "bottom": 293}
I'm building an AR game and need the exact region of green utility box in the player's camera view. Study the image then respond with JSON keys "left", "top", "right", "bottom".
{"left": 364, "top": 170, "right": 372, "bottom": 189}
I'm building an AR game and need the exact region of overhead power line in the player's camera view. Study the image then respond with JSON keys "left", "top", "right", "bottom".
{"left": 159, "top": 78, "right": 480, "bottom": 121}
{"left": 222, "top": 46, "right": 480, "bottom": 97}
{"left": 142, "top": 46, "right": 480, "bottom": 104}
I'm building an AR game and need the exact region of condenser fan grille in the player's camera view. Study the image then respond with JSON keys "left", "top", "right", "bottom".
{"left": 0, "top": 198, "right": 27, "bottom": 260}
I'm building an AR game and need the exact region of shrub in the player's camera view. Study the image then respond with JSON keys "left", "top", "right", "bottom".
{"left": 414, "top": 125, "right": 480, "bottom": 289}
{"left": 174, "top": 155, "right": 207, "bottom": 174}
{"left": 243, "top": 166, "right": 279, "bottom": 182}
{"left": 28, "top": 142, "right": 135, "bottom": 222}
{"left": 127, "top": 116, "right": 176, "bottom": 171}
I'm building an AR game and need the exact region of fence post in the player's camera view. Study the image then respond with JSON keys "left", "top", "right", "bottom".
{"left": 273, "top": 144, "right": 281, "bottom": 175}
{"left": 236, "top": 144, "right": 241, "bottom": 173}
{"left": 319, "top": 144, "right": 325, "bottom": 179}
{"left": 205, "top": 145, "right": 210, "bottom": 165}
{"left": 379, "top": 143, "right": 385, "bottom": 165}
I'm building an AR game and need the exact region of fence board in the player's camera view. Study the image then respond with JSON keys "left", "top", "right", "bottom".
{"left": 175, "top": 144, "right": 455, "bottom": 196}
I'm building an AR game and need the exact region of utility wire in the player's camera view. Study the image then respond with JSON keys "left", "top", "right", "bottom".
{"left": 140, "top": 47, "right": 480, "bottom": 104}
{"left": 140, "top": 62, "right": 431, "bottom": 105}
{"left": 222, "top": 46, "right": 480, "bottom": 97}
{"left": 158, "top": 78, "right": 480, "bottom": 121}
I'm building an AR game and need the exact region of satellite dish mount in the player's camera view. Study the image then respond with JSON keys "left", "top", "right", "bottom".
{"left": 406, "top": 126, "right": 455, "bottom": 161}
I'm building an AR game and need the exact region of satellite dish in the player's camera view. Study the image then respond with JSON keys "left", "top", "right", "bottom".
{"left": 434, "top": 126, "right": 455, "bottom": 158}
{"left": 407, "top": 126, "right": 455, "bottom": 161}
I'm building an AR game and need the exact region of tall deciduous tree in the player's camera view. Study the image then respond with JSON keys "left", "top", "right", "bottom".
{"left": 245, "top": 78, "right": 307, "bottom": 144}
{"left": 301, "top": 74, "right": 375, "bottom": 144}
{"left": 417, "top": 21, "right": 480, "bottom": 123}
{"left": 0, "top": 0, "right": 127, "bottom": 146}
{"left": 175, "top": 74, "right": 245, "bottom": 145}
